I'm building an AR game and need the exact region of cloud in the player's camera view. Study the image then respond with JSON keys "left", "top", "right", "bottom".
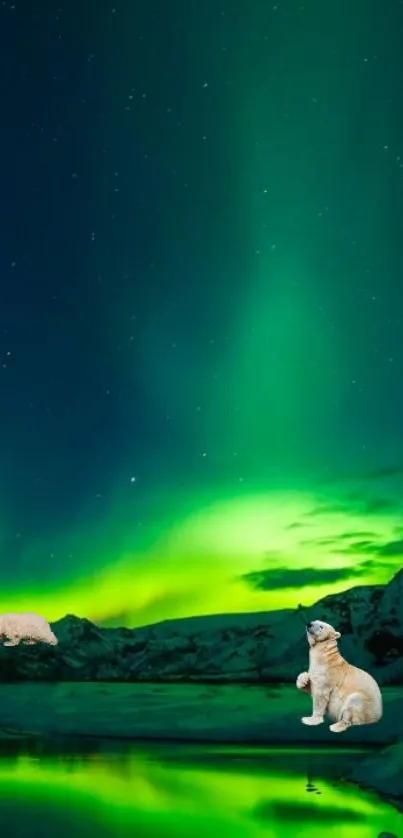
{"left": 241, "top": 566, "right": 360, "bottom": 591}
{"left": 298, "top": 530, "right": 403, "bottom": 560}
{"left": 347, "top": 558, "right": 384, "bottom": 575}
{"left": 240, "top": 554, "right": 399, "bottom": 593}
{"left": 377, "top": 539, "right": 403, "bottom": 557}
{"left": 333, "top": 539, "right": 379, "bottom": 556}
{"left": 342, "top": 490, "right": 401, "bottom": 515}
{"left": 299, "top": 533, "right": 380, "bottom": 555}
{"left": 347, "top": 540, "right": 376, "bottom": 552}
{"left": 338, "top": 537, "right": 403, "bottom": 560}
{"left": 360, "top": 497, "right": 399, "bottom": 514}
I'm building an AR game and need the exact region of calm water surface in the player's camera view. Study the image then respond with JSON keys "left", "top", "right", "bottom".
{"left": 0, "top": 742, "right": 400, "bottom": 838}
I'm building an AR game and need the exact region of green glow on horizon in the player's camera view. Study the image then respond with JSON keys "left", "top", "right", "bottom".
{"left": 0, "top": 490, "right": 400, "bottom": 627}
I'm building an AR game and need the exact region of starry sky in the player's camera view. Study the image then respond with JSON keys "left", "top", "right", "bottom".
{"left": 0, "top": 0, "right": 403, "bottom": 628}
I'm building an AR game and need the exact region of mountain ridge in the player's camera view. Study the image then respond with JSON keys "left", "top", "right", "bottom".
{"left": 0, "top": 569, "right": 401, "bottom": 683}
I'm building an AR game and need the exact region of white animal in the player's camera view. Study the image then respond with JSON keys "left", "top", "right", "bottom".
{"left": 0, "top": 612, "right": 58, "bottom": 647}
{"left": 296, "top": 619, "right": 382, "bottom": 733}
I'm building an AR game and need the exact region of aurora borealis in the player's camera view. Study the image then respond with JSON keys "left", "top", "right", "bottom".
{"left": 1, "top": 0, "right": 403, "bottom": 627}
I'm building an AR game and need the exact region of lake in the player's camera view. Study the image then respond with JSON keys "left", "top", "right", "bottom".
{"left": 0, "top": 682, "right": 402, "bottom": 743}
{"left": 0, "top": 741, "right": 401, "bottom": 838}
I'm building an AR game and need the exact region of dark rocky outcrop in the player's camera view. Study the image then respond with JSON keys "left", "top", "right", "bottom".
{"left": 1, "top": 568, "right": 403, "bottom": 683}
{"left": 351, "top": 740, "right": 403, "bottom": 800}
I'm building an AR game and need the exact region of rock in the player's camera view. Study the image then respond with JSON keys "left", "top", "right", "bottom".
{"left": 0, "top": 569, "right": 403, "bottom": 683}
{"left": 350, "top": 740, "right": 403, "bottom": 800}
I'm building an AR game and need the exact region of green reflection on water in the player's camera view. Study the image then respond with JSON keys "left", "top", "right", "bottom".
{"left": 0, "top": 744, "right": 400, "bottom": 837}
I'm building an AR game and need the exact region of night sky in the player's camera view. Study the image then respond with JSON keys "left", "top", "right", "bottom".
{"left": 0, "top": 0, "right": 403, "bottom": 627}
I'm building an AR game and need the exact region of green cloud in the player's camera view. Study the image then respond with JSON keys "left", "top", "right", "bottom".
{"left": 377, "top": 539, "right": 403, "bottom": 557}
{"left": 240, "top": 554, "right": 395, "bottom": 592}
{"left": 241, "top": 566, "right": 359, "bottom": 591}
